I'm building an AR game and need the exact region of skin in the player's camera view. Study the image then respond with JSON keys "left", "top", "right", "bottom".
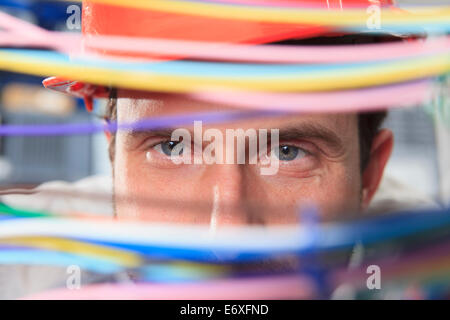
{"left": 109, "top": 91, "right": 393, "bottom": 227}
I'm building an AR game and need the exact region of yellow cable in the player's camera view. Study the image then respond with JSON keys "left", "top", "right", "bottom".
{"left": 0, "top": 51, "right": 448, "bottom": 93}
{"left": 0, "top": 236, "right": 142, "bottom": 268}
{"left": 79, "top": 0, "right": 450, "bottom": 26}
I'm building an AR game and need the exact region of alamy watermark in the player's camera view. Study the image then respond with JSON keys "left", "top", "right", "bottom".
{"left": 158, "top": 121, "right": 280, "bottom": 176}
{"left": 66, "top": 264, "right": 81, "bottom": 290}
{"left": 367, "top": 0, "right": 382, "bottom": 30}
{"left": 66, "top": 5, "right": 81, "bottom": 30}
{"left": 366, "top": 264, "right": 381, "bottom": 290}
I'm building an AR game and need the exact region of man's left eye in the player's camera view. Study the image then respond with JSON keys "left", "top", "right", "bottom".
{"left": 153, "top": 141, "right": 184, "bottom": 157}
{"left": 275, "top": 145, "right": 308, "bottom": 161}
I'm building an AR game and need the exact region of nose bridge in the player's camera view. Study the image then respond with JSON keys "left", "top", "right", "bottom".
{"left": 205, "top": 164, "right": 262, "bottom": 228}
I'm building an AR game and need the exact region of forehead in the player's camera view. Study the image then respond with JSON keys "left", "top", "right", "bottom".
{"left": 115, "top": 92, "right": 358, "bottom": 135}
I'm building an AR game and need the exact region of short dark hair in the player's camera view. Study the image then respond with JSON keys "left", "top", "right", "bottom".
{"left": 103, "top": 90, "right": 386, "bottom": 172}
{"left": 358, "top": 111, "right": 387, "bottom": 170}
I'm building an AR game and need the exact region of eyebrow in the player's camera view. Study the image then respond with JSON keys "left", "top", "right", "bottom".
{"left": 276, "top": 124, "right": 345, "bottom": 155}
{"left": 122, "top": 128, "right": 176, "bottom": 147}
{"left": 122, "top": 123, "right": 345, "bottom": 155}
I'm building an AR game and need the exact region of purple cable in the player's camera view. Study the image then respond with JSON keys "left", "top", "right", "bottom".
{"left": 0, "top": 110, "right": 283, "bottom": 136}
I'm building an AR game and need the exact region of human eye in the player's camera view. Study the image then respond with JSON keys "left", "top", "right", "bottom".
{"left": 265, "top": 141, "right": 320, "bottom": 177}
{"left": 144, "top": 138, "right": 190, "bottom": 167}
{"left": 153, "top": 140, "right": 185, "bottom": 157}
{"left": 274, "top": 145, "right": 309, "bottom": 161}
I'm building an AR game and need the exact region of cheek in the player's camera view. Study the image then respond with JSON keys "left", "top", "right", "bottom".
{"left": 318, "top": 166, "right": 361, "bottom": 218}
{"left": 113, "top": 142, "right": 205, "bottom": 221}
{"left": 263, "top": 164, "right": 361, "bottom": 221}
{"left": 318, "top": 166, "right": 362, "bottom": 219}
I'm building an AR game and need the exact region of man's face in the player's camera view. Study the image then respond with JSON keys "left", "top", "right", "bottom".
{"left": 110, "top": 91, "right": 383, "bottom": 227}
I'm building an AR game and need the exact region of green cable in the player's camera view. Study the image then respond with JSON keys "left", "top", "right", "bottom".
{"left": 0, "top": 202, "right": 53, "bottom": 218}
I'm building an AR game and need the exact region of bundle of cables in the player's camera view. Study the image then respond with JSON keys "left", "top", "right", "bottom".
{"left": 0, "top": 203, "right": 449, "bottom": 299}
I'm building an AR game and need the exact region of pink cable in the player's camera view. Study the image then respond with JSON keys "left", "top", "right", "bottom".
{"left": 186, "top": 0, "right": 382, "bottom": 9}
{"left": 0, "top": 10, "right": 449, "bottom": 64}
{"left": 191, "top": 0, "right": 330, "bottom": 8}
{"left": 190, "top": 80, "right": 435, "bottom": 113}
{"left": 0, "top": 11, "right": 47, "bottom": 37}
{"left": 84, "top": 35, "right": 450, "bottom": 63}
{"left": 0, "top": 30, "right": 81, "bottom": 55}
{"left": 24, "top": 275, "right": 316, "bottom": 300}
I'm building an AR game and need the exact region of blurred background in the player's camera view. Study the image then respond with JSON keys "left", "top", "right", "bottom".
{"left": 0, "top": 0, "right": 448, "bottom": 206}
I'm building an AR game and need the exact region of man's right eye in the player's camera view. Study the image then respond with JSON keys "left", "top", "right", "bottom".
{"left": 153, "top": 141, "right": 184, "bottom": 157}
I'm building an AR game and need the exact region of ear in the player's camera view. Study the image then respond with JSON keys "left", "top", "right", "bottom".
{"left": 103, "top": 118, "right": 112, "bottom": 142}
{"left": 104, "top": 130, "right": 111, "bottom": 142}
{"left": 361, "top": 129, "right": 394, "bottom": 210}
